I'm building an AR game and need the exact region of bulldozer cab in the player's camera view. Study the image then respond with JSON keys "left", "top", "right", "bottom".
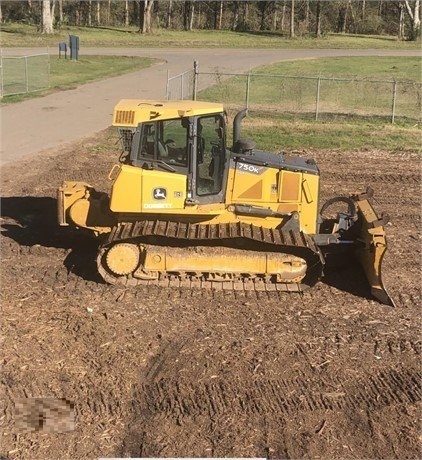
{"left": 125, "top": 113, "right": 227, "bottom": 205}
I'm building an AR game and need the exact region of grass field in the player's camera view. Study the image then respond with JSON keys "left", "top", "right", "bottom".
{"left": 198, "top": 56, "right": 421, "bottom": 153}
{"left": 239, "top": 116, "right": 421, "bottom": 153}
{"left": 2, "top": 22, "right": 421, "bottom": 49}
{"left": 1, "top": 55, "right": 156, "bottom": 103}
{"left": 253, "top": 57, "right": 422, "bottom": 81}
{"left": 199, "top": 56, "right": 422, "bottom": 132}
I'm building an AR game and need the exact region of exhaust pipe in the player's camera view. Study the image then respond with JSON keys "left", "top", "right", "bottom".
{"left": 232, "top": 108, "right": 248, "bottom": 147}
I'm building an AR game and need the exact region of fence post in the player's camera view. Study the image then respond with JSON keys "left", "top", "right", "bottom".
{"left": 25, "top": 56, "right": 29, "bottom": 93}
{"left": 165, "top": 69, "right": 170, "bottom": 100}
{"left": 315, "top": 77, "right": 321, "bottom": 121}
{"left": 0, "top": 55, "right": 3, "bottom": 98}
{"left": 246, "top": 71, "right": 251, "bottom": 110}
{"left": 181, "top": 73, "right": 184, "bottom": 100}
{"left": 47, "top": 52, "right": 51, "bottom": 89}
{"left": 391, "top": 80, "right": 397, "bottom": 124}
{"left": 193, "top": 60, "right": 198, "bottom": 100}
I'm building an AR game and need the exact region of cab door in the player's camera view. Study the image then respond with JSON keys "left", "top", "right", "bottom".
{"left": 192, "top": 114, "right": 227, "bottom": 205}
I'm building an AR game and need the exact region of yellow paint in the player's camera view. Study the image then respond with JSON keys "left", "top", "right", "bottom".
{"left": 109, "top": 165, "right": 143, "bottom": 212}
{"left": 228, "top": 163, "right": 319, "bottom": 233}
{"left": 112, "top": 99, "right": 224, "bottom": 128}
{"left": 354, "top": 196, "right": 392, "bottom": 305}
{"left": 299, "top": 173, "right": 319, "bottom": 234}
{"left": 238, "top": 180, "right": 263, "bottom": 200}
{"left": 109, "top": 164, "right": 187, "bottom": 213}
{"left": 141, "top": 245, "right": 307, "bottom": 282}
{"left": 279, "top": 171, "right": 301, "bottom": 202}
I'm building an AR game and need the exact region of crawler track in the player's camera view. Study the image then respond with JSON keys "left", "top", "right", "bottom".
{"left": 97, "top": 219, "right": 324, "bottom": 291}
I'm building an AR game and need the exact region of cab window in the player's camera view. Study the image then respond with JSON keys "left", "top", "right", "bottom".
{"left": 196, "top": 115, "right": 225, "bottom": 196}
{"left": 137, "top": 119, "right": 188, "bottom": 167}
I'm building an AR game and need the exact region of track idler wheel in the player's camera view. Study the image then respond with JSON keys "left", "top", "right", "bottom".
{"left": 105, "top": 243, "right": 140, "bottom": 276}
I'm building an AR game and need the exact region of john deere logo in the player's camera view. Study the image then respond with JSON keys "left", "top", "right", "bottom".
{"left": 153, "top": 188, "right": 167, "bottom": 200}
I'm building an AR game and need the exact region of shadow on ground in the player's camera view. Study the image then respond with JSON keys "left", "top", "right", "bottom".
{"left": 0, "top": 196, "right": 103, "bottom": 282}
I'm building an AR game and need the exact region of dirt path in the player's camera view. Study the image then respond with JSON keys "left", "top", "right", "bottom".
{"left": 1, "top": 47, "right": 420, "bottom": 164}
{"left": 0, "top": 125, "right": 420, "bottom": 459}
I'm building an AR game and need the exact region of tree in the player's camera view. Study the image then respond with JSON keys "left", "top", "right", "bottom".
{"left": 41, "top": 0, "right": 54, "bottom": 34}
{"left": 183, "top": 1, "right": 194, "bottom": 31}
{"left": 96, "top": 1, "right": 101, "bottom": 25}
{"left": 167, "top": 0, "right": 173, "bottom": 29}
{"left": 315, "top": 0, "right": 322, "bottom": 37}
{"left": 231, "top": 1, "right": 239, "bottom": 31}
{"left": 337, "top": 0, "right": 351, "bottom": 33}
{"left": 139, "top": 0, "right": 154, "bottom": 33}
{"left": 402, "top": 0, "right": 421, "bottom": 39}
{"left": 290, "top": 0, "right": 295, "bottom": 37}
{"left": 280, "top": 0, "right": 287, "bottom": 33}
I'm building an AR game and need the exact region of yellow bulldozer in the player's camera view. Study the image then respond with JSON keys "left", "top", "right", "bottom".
{"left": 57, "top": 99, "right": 394, "bottom": 306}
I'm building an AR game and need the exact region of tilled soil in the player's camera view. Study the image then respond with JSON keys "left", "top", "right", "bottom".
{"left": 0, "top": 128, "right": 420, "bottom": 459}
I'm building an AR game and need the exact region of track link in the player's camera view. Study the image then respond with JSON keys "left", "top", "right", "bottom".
{"left": 97, "top": 220, "right": 324, "bottom": 291}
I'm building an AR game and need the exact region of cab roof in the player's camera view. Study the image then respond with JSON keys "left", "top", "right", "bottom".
{"left": 113, "top": 99, "right": 224, "bottom": 127}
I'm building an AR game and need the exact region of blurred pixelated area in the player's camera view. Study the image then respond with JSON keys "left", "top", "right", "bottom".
{"left": 14, "top": 398, "right": 75, "bottom": 433}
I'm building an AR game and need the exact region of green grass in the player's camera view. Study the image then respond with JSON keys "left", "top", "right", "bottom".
{"left": 200, "top": 57, "right": 422, "bottom": 123}
{"left": 2, "top": 22, "right": 421, "bottom": 49}
{"left": 199, "top": 56, "right": 421, "bottom": 153}
{"left": 239, "top": 116, "right": 421, "bottom": 153}
{"left": 254, "top": 56, "right": 422, "bottom": 82}
{"left": 1, "top": 55, "right": 156, "bottom": 103}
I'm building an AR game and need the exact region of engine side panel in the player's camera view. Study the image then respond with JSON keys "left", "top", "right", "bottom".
{"left": 227, "top": 158, "right": 320, "bottom": 234}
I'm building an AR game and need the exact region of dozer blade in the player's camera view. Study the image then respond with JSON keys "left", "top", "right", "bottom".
{"left": 352, "top": 188, "right": 395, "bottom": 307}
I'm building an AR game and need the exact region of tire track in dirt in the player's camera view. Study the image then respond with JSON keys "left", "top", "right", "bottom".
{"left": 322, "top": 171, "right": 420, "bottom": 186}
{"left": 141, "top": 367, "right": 421, "bottom": 419}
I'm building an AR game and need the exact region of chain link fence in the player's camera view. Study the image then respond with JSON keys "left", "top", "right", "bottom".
{"left": 0, "top": 52, "right": 50, "bottom": 98}
{"left": 167, "top": 62, "right": 421, "bottom": 123}
{"left": 166, "top": 66, "right": 196, "bottom": 101}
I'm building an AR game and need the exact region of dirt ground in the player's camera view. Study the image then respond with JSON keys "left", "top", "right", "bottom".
{"left": 0, "top": 128, "right": 420, "bottom": 459}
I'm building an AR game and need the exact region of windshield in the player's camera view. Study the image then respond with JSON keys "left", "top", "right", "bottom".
{"left": 136, "top": 118, "right": 188, "bottom": 168}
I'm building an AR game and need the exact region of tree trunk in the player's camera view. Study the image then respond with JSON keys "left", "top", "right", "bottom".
{"left": 189, "top": 1, "right": 195, "bottom": 30}
{"left": 196, "top": 1, "right": 201, "bottom": 28}
{"left": 290, "top": 0, "right": 295, "bottom": 38}
{"left": 218, "top": 1, "right": 223, "bottom": 30}
{"left": 139, "top": 0, "right": 154, "bottom": 33}
{"left": 167, "top": 0, "right": 173, "bottom": 28}
{"left": 280, "top": 0, "right": 286, "bottom": 33}
{"left": 96, "top": 1, "right": 100, "bottom": 24}
{"left": 348, "top": 0, "right": 356, "bottom": 33}
{"left": 232, "top": 1, "right": 239, "bottom": 31}
{"left": 315, "top": 0, "right": 322, "bottom": 37}
{"left": 259, "top": 1, "right": 268, "bottom": 31}
{"left": 58, "top": 0, "right": 63, "bottom": 23}
{"left": 184, "top": 1, "right": 194, "bottom": 31}
{"left": 272, "top": 3, "right": 278, "bottom": 31}
{"left": 403, "top": 0, "right": 421, "bottom": 40}
{"left": 41, "top": 0, "right": 54, "bottom": 34}
{"left": 399, "top": 3, "right": 405, "bottom": 38}
{"left": 125, "top": 0, "right": 129, "bottom": 26}
{"left": 88, "top": 1, "right": 92, "bottom": 27}
{"left": 337, "top": 0, "right": 349, "bottom": 33}
{"left": 305, "top": 0, "right": 310, "bottom": 30}
{"left": 0, "top": 3, "right": 2, "bottom": 23}
{"left": 361, "top": 0, "right": 366, "bottom": 20}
